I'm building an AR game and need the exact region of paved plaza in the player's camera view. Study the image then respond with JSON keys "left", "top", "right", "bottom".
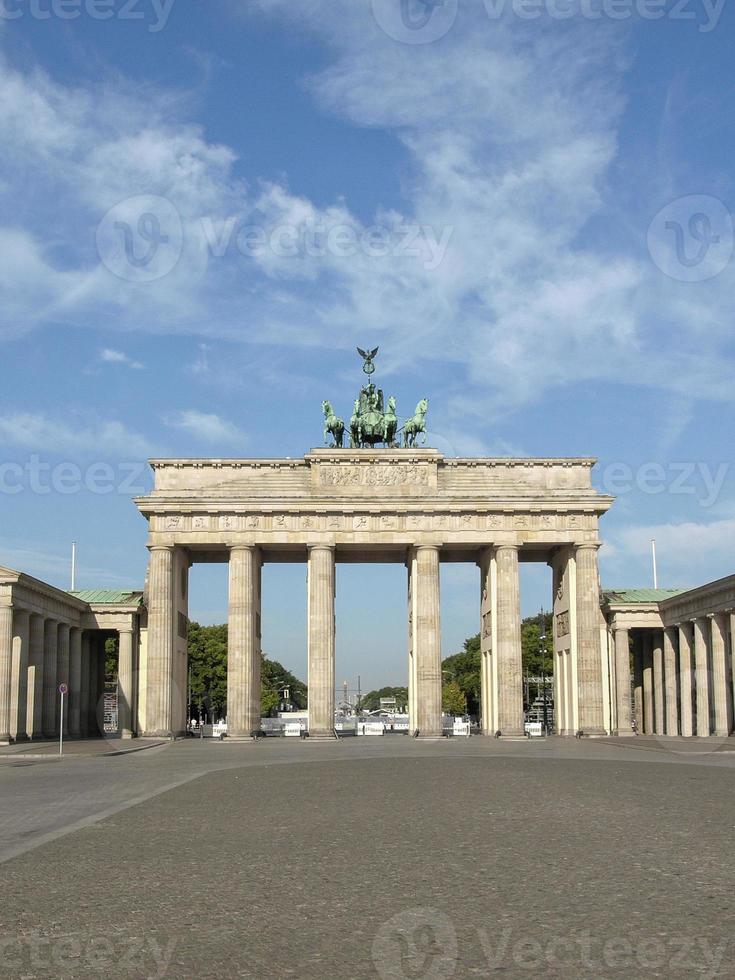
{"left": 1, "top": 737, "right": 735, "bottom": 979}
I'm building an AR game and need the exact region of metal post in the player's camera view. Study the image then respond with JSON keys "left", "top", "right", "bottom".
{"left": 59, "top": 685, "right": 66, "bottom": 755}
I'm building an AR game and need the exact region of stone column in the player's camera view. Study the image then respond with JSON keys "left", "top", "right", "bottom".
{"left": 144, "top": 546, "right": 174, "bottom": 737}
{"left": 56, "top": 624, "right": 70, "bottom": 736}
{"left": 710, "top": 613, "right": 732, "bottom": 737}
{"left": 479, "top": 550, "right": 495, "bottom": 735}
{"left": 80, "top": 632, "right": 90, "bottom": 736}
{"left": 652, "top": 631, "right": 665, "bottom": 736}
{"left": 642, "top": 633, "right": 654, "bottom": 735}
{"left": 89, "top": 632, "right": 107, "bottom": 737}
{"left": 693, "top": 617, "right": 710, "bottom": 736}
{"left": 575, "top": 545, "right": 605, "bottom": 735}
{"left": 612, "top": 626, "right": 633, "bottom": 735}
{"left": 407, "top": 553, "right": 417, "bottom": 731}
{"left": 118, "top": 627, "right": 136, "bottom": 739}
{"left": 26, "top": 615, "right": 45, "bottom": 739}
{"left": 412, "top": 545, "right": 442, "bottom": 738}
{"left": 307, "top": 545, "right": 336, "bottom": 738}
{"left": 494, "top": 545, "right": 524, "bottom": 736}
{"left": 42, "top": 619, "right": 58, "bottom": 738}
{"left": 678, "top": 623, "right": 694, "bottom": 737}
{"left": 730, "top": 613, "right": 735, "bottom": 725}
{"left": 0, "top": 603, "right": 13, "bottom": 744}
{"left": 663, "top": 627, "right": 678, "bottom": 735}
{"left": 86, "top": 634, "right": 99, "bottom": 736}
{"left": 10, "top": 610, "right": 30, "bottom": 741}
{"left": 632, "top": 635, "right": 644, "bottom": 734}
{"left": 68, "top": 628, "right": 82, "bottom": 738}
{"left": 227, "top": 546, "right": 261, "bottom": 739}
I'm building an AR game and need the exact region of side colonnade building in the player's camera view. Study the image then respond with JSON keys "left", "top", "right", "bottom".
{"left": 603, "top": 578, "right": 735, "bottom": 738}
{"left": 0, "top": 567, "right": 143, "bottom": 743}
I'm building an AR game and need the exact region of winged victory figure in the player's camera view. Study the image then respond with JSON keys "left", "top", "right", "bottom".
{"left": 357, "top": 346, "right": 379, "bottom": 376}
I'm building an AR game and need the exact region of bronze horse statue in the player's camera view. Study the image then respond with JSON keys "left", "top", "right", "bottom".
{"left": 322, "top": 400, "right": 345, "bottom": 449}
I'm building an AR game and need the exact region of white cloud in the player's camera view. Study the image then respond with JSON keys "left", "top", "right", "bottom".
{"left": 603, "top": 518, "right": 735, "bottom": 589}
{"left": 100, "top": 348, "right": 144, "bottom": 369}
{"left": 163, "top": 410, "right": 246, "bottom": 445}
{"left": 0, "top": 7, "right": 733, "bottom": 425}
{"left": 0, "top": 412, "right": 155, "bottom": 458}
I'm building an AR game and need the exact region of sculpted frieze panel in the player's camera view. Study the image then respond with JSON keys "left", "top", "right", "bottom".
{"left": 318, "top": 463, "right": 429, "bottom": 488}
{"left": 556, "top": 611, "right": 570, "bottom": 637}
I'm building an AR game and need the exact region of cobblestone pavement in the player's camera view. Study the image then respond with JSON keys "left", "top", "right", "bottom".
{"left": 1, "top": 737, "right": 734, "bottom": 979}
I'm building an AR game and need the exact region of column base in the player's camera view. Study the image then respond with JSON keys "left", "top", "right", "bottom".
{"left": 578, "top": 727, "right": 607, "bottom": 737}
{"left": 415, "top": 732, "right": 445, "bottom": 740}
{"left": 142, "top": 730, "right": 177, "bottom": 739}
{"left": 225, "top": 734, "right": 257, "bottom": 742}
{"left": 496, "top": 728, "right": 526, "bottom": 739}
{"left": 308, "top": 730, "right": 339, "bottom": 740}
{"left": 0, "top": 734, "right": 12, "bottom": 746}
{"left": 121, "top": 730, "right": 137, "bottom": 740}
{"left": 612, "top": 729, "right": 636, "bottom": 737}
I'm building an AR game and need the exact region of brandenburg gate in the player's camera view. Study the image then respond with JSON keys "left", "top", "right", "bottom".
{"left": 135, "top": 448, "right": 613, "bottom": 739}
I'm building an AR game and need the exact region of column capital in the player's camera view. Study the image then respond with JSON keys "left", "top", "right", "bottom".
{"left": 574, "top": 542, "right": 601, "bottom": 553}
{"left": 148, "top": 544, "right": 173, "bottom": 554}
{"left": 307, "top": 543, "right": 335, "bottom": 554}
{"left": 229, "top": 543, "right": 256, "bottom": 554}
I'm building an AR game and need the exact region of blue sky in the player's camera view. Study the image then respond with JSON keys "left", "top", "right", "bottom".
{"left": 1, "top": 0, "right": 734, "bottom": 689}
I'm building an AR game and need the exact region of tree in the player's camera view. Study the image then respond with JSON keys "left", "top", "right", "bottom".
{"left": 440, "top": 613, "right": 555, "bottom": 718}
{"left": 104, "top": 636, "right": 118, "bottom": 683}
{"left": 260, "top": 655, "right": 308, "bottom": 714}
{"left": 186, "top": 623, "right": 308, "bottom": 722}
{"left": 521, "top": 612, "right": 554, "bottom": 676}
{"left": 187, "top": 622, "right": 228, "bottom": 721}
{"left": 442, "top": 680, "right": 467, "bottom": 716}
{"left": 359, "top": 686, "right": 408, "bottom": 711}
{"left": 441, "top": 636, "right": 481, "bottom": 716}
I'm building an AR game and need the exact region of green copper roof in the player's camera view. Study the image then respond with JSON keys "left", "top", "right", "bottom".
{"left": 68, "top": 589, "right": 143, "bottom": 605}
{"left": 603, "top": 588, "right": 688, "bottom": 604}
